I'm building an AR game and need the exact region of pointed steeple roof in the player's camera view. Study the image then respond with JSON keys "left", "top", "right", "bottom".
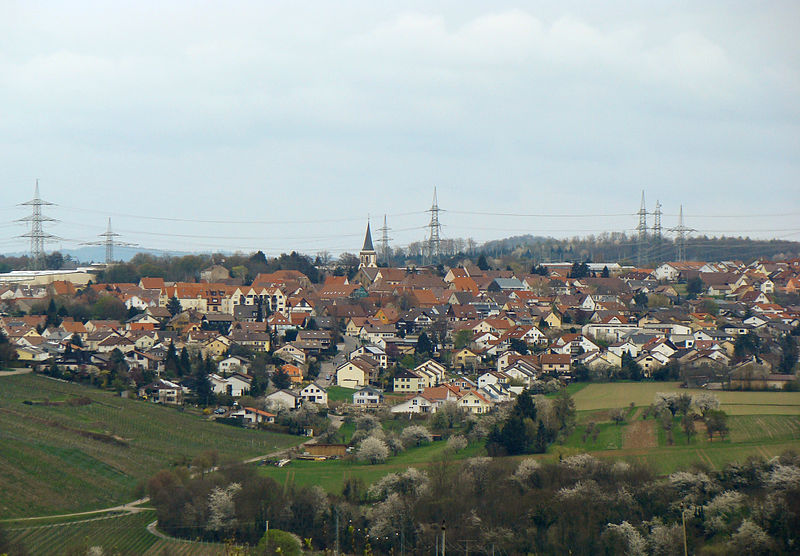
{"left": 362, "top": 222, "right": 375, "bottom": 252}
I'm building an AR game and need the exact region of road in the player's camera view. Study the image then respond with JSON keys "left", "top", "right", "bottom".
{"left": 319, "top": 334, "right": 358, "bottom": 387}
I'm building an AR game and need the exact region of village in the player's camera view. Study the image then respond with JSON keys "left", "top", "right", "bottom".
{"left": 1, "top": 223, "right": 798, "bottom": 437}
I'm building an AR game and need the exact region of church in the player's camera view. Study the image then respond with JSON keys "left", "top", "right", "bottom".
{"left": 359, "top": 221, "right": 377, "bottom": 269}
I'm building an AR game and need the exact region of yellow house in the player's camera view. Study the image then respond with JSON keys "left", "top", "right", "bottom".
{"left": 458, "top": 391, "right": 493, "bottom": 414}
{"left": 544, "top": 310, "right": 562, "bottom": 329}
{"left": 202, "top": 337, "right": 231, "bottom": 359}
{"left": 453, "top": 348, "right": 479, "bottom": 368}
{"left": 336, "top": 360, "right": 370, "bottom": 388}
{"left": 393, "top": 369, "right": 424, "bottom": 393}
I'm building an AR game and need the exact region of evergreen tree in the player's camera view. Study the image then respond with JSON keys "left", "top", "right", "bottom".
{"left": 179, "top": 347, "right": 191, "bottom": 376}
{"left": 165, "top": 342, "right": 179, "bottom": 376}
{"left": 601, "top": 265, "right": 610, "bottom": 278}
{"left": 272, "top": 367, "right": 290, "bottom": 390}
{"left": 416, "top": 332, "right": 433, "bottom": 355}
{"left": 779, "top": 334, "right": 798, "bottom": 373}
{"left": 477, "top": 254, "right": 490, "bottom": 271}
{"left": 194, "top": 357, "right": 214, "bottom": 406}
{"left": 166, "top": 295, "right": 182, "bottom": 316}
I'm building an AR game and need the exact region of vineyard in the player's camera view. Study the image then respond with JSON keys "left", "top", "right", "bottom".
{"left": 0, "top": 373, "right": 303, "bottom": 518}
{"left": 5, "top": 510, "right": 228, "bottom": 555}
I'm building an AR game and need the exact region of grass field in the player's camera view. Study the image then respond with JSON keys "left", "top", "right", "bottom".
{"left": 571, "top": 382, "right": 800, "bottom": 414}
{"left": 4, "top": 510, "right": 228, "bottom": 555}
{"left": 0, "top": 373, "right": 303, "bottom": 519}
{"left": 326, "top": 386, "right": 356, "bottom": 402}
{"left": 262, "top": 439, "right": 485, "bottom": 493}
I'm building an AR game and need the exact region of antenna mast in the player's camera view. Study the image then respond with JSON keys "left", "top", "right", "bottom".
{"left": 17, "top": 180, "right": 59, "bottom": 270}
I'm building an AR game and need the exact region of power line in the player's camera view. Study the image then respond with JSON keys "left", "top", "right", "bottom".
{"left": 16, "top": 180, "right": 60, "bottom": 269}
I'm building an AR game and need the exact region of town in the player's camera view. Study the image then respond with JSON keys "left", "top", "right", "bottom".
{"left": 1, "top": 220, "right": 799, "bottom": 555}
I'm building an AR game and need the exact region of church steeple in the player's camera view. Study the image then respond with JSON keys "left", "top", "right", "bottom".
{"left": 359, "top": 221, "right": 377, "bottom": 268}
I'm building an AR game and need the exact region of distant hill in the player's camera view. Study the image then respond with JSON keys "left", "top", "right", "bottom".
{"left": 478, "top": 234, "right": 800, "bottom": 264}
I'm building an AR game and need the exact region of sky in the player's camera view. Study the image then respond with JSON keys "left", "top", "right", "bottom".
{"left": 1, "top": 1, "right": 799, "bottom": 259}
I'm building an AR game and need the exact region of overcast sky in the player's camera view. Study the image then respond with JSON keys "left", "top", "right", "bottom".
{"left": 1, "top": 1, "right": 799, "bottom": 259}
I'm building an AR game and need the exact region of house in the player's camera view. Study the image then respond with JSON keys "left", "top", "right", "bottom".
{"left": 140, "top": 379, "right": 183, "bottom": 405}
{"left": 540, "top": 353, "right": 571, "bottom": 375}
{"left": 336, "top": 358, "right": 374, "bottom": 388}
{"left": 391, "top": 394, "right": 437, "bottom": 414}
{"left": 353, "top": 386, "right": 384, "bottom": 408}
{"left": 273, "top": 343, "right": 307, "bottom": 365}
{"left": 478, "top": 371, "right": 510, "bottom": 390}
{"left": 393, "top": 369, "right": 425, "bottom": 393}
{"left": 458, "top": 390, "right": 493, "bottom": 414}
{"left": 280, "top": 364, "right": 304, "bottom": 385}
{"left": 218, "top": 355, "right": 250, "bottom": 374}
{"left": 231, "top": 407, "right": 276, "bottom": 425}
{"left": 299, "top": 382, "right": 328, "bottom": 406}
{"left": 453, "top": 347, "right": 480, "bottom": 368}
{"left": 209, "top": 373, "right": 252, "bottom": 397}
{"left": 349, "top": 345, "right": 388, "bottom": 369}
{"left": 266, "top": 389, "right": 302, "bottom": 410}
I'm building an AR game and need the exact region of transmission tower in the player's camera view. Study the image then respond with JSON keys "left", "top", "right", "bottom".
{"left": 668, "top": 205, "right": 695, "bottom": 262}
{"left": 426, "top": 187, "right": 442, "bottom": 265}
{"left": 83, "top": 218, "right": 138, "bottom": 265}
{"left": 652, "top": 200, "right": 663, "bottom": 262}
{"left": 378, "top": 214, "right": 392, "bottom": 266}
{"left": 636, "top": 191, "right": 648, "bottom": 267}
{"left": 17, "top": 180, "right": 59, "bottom": 270}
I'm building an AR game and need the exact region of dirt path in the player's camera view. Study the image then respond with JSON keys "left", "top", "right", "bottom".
{"left": 0, "top": 368, "right": 32, "bottom": 377}
{"left": 623, "top": 419, "right": 657, "bottom": 449}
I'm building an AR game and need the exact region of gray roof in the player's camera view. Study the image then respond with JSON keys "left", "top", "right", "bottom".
{"left": 362, "top": 222, "right": 374, "bottom": 251}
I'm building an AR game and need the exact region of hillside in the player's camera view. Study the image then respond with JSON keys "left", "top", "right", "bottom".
{"left": 0, "top": 373, "right": 302, "bottom": 518}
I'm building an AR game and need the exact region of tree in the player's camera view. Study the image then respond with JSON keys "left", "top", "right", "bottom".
{"left": 477, "top": 254, "right": 490, "bottom": 271}
{"left": 610, "top": 408, "right": 626, "bottom": 426}
{"left": 272, "top": 367, "right": 291, "bottom": 390}
{"left": 705, "top": 409, "right": 729, "bottom": 442}
{"left": 568, "top": 262, "right": 590, "bottom": 279}
{"left": 166, "top": 295, "right": 182, "bottom": 317}
{"left": 734, "top": 332, "right": 761, "bottom": 358}
{"left": 509, "top": 338, "right": 529, "bottom": 355}
{"left": 687, "top": 276, "right": 704, "bottom": 298}
{"left": 0, "top": 330, "right": 18, "bottom": 367}
{"left": 692, "top": 393, "right": 720, "bottom": 418}
{"left": 453, "top": 329, "right": 472, "bottom": 350}
{"left": 416, "top": 332, "right": 433, "bottom": 355}
{"left": 682, "top": 414, "right": 696, "bottom": 444}
{"left": 357, "top": 436, "right": 389, "bottom": 464}
{"left": 400, "top": 425, "right": 433, "bottom": 448}
{"left": 779, "top": 334, "right": 798, "bottom": 373}
{"left": 194, "top": 357, "right": 214, "bottom": 406}
{"left": 601, "top": 265, "right": 610, "bottom": 278}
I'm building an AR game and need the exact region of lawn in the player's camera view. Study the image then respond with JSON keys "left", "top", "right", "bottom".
{"left": 0, "top": 373, "right": 303, "bottom": 518}
{"left": 327, "top": 385, "right": 357, "bottom": 402}
{"left": 261, "top": 439, "right": 485, "bottom": 493}
{"left": 571, "top": 382, "right": 800, "bottom": 415}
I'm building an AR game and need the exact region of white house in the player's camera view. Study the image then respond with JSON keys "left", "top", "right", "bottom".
{"left": 390, "top": 394, "right": 436, "bottom": 414}
{"left": 218, "top": 355, "right": 250, "bottom": 374}
{"left": 299, "top": 382, "right": 328, "bottom": 406}
{"left": 266, "top": 389, "right": 302, "bottom": 410}
{"left": 353, "top": 386, "right": 383, "bottom": 407}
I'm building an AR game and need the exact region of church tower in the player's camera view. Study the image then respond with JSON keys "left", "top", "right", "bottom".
{"left": 359, "top": 221, "right": 377, "bottom": 269}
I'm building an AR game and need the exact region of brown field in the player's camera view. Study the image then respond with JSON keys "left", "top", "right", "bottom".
{"left": 623, "top": 420, "right": 657, "bottom": 449}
